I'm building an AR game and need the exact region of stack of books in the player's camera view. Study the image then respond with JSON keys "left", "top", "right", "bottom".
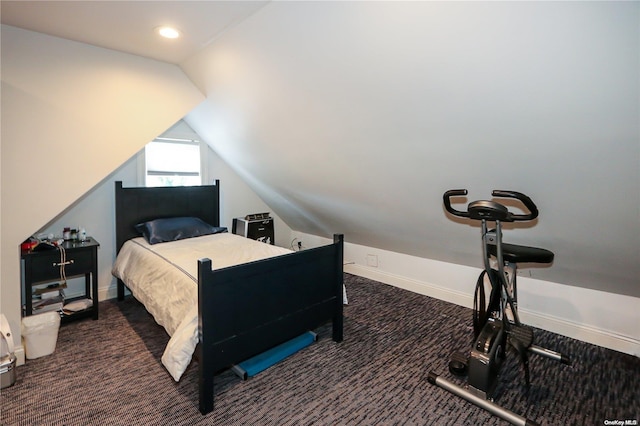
{"left": 31, "top": 283, "right": 66, "bottom": 315}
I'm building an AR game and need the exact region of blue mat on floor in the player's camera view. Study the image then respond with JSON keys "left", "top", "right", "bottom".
{"left": 232, "top": 331, "right": 317, "bottom": 380}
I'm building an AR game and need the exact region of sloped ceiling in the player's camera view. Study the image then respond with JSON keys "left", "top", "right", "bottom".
{"left": 0, "top": 0, "right": 268, "bottom": 64}
{"left": 2, "top": 1, "right": 638, "bottom": 299}
{"left": 182, "top": 1, "right": 639, "bottom": 297}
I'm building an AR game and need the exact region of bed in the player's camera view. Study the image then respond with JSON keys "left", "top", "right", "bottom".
{"left": 113, "top": 180, "right": 344, "bottom": 414}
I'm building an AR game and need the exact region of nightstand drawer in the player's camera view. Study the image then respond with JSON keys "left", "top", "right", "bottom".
{"left": 28, "top": 249, "right": 93, "bottom": 283}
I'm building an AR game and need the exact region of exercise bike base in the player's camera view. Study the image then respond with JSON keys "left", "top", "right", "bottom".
{"left": 428, "top": 371, "right": 539, "bottom": 426}
{"left": 448, "top": 351, "right": 469, "bottom": 376}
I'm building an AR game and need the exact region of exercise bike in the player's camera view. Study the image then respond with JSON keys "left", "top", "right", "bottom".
{"left": 428, "top": 189, "right": 570, "bottom": 426}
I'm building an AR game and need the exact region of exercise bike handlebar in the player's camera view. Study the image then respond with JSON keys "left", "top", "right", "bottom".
{"left": 491, "top": 190, "right": 539, "bottom": 221}
{"left": 443, "top": 189, "right": 470, "bottom": 218}
{"left": 443, "top": 189, "right": 539, "bottom": 221}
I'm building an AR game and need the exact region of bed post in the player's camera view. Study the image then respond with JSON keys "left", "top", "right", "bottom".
{"left": 115, "top": 181, "right": 126, "bottom": 301}
{"left": 198, "top": 257, "right": 214, "bottom": 414}
{"left": 333, "top": 234, "right": 344, "bottom": 343}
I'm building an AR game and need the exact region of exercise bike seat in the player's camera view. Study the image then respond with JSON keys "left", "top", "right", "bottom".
{"left": 488, "top": 243, "right": 554, "bottom": 264}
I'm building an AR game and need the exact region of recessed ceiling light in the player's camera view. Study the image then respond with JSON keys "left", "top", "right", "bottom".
{"left": 156, "top": 26, "right": 181, "bottom": 39}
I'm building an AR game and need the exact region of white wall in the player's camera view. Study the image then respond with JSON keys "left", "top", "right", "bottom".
{"left": 1, "top": 26, "right": 204, "bottom": 360}
{"left": 181, "top": 1, "right": 640, "bottom": 300}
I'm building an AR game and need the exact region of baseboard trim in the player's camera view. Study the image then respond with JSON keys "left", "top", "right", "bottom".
{"left": 516, "top": 307, "right": 640, "bottom": 357}
{"left": 344, "top": 263, "right": 640, "bottom": 357}
{"left": 99, "top": 284, "right": 119, "bottom": 302}
{"left": 14, "top": 346, "right": 25, "bottom": 366}
{"left": 345, "top": 263, "right": 472, "bottom": 307}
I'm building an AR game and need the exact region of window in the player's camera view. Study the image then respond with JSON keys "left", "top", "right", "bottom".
{"left": 143, "top": 137, "right": 206, "bottom": 187}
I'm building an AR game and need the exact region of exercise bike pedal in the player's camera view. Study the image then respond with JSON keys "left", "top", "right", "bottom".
{"left": 448, "top": 351, "right": 469, "bottom": 376}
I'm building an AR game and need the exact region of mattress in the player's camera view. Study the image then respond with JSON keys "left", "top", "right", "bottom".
{"left": 112, "top": 232, "right": 292, "bottom": 381}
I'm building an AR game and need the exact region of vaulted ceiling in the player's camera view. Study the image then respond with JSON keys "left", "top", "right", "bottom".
{"left": 0, "top": 1, "right": 268, "bottom": 64}
{"left": 2, "top": 1, "right": 638, "bottom": 298}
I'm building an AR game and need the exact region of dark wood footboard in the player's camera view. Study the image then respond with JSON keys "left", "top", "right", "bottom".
{"left": 197, "top": 234, "right": 344, "bottom": 414}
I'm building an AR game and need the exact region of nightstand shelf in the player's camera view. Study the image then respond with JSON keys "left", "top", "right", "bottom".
{"left": 21, "top": 237, "right": 100, "bottom": 324}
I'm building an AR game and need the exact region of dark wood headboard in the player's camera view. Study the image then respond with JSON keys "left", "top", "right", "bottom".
{"left": 115, "top": 180, "right": 220, "bottom": 253}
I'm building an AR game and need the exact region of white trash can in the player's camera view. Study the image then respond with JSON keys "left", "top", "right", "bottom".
{"left": 21, "top": 312, "right": 61, "bottom": 359}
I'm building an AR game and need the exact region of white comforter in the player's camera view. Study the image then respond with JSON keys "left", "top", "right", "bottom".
{"left": 112, "top": 233, "right": 292, "bottom": 381}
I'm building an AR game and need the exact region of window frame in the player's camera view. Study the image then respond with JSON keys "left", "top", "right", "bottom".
{"left": 137, "top": 137, "right": 209, "bottom": 187}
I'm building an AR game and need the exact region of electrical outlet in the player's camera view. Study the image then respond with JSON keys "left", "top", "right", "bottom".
{"left": 366, "top": 254, "right": 378, "bottom": 268}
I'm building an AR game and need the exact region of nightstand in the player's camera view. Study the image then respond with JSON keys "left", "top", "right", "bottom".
{"left": 21, "top": 237, "right": 100, "bottom": 324}
{"left": 232, "top": 215, "right": 275, "bottom": 245}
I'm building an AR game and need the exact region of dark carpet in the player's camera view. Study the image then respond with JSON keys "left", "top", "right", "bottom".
{"left": 1, "top": 274, "right": 638, "bottom": 425}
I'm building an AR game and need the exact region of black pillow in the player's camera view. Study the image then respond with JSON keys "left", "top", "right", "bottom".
{"left": 135, "top": 217, "right": 227, "bottom": 245}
